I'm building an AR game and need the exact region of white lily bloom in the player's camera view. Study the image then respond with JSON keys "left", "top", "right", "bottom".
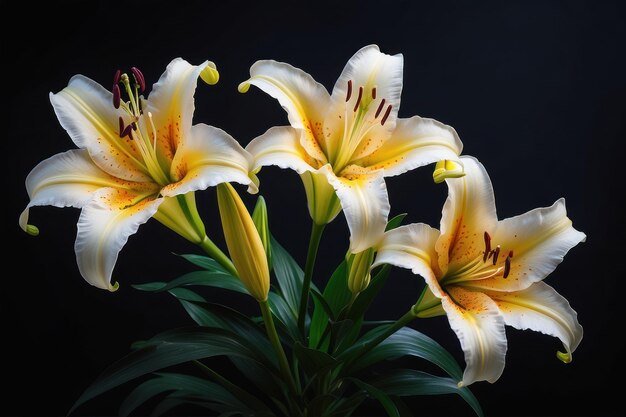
{"left": 374, "top": 156, "right": 585, "bottom": 386}
{"left": 21, "top": 59, "right": 255, "bottom": 291}
{"left": 242, "top": 45, "right": 462, "bottom": 252}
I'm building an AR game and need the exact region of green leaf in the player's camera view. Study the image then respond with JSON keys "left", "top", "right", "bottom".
{"left": 310, "top": 289, "right": 336, "bottom": 322}
{"left": 119, "top": 373, "right": 246, "bottom": 417}
{"left": 293, "top": 342, "right": 338, "bottom": 377}
{"left": 70, "top": 327, "right": 263, "bottom": 414}
{"left": 348, "top": 378, "right": 400, "bottom": 417}
{"left": 309, "top": 261, "right": 351, "bottom": 349}
{"left": 176, "top": 253, "right": 228, "bottom": 273}
{"left": 267, "top": 292, "right": 300, "bottom": 341}
{"left": 348, "top": 326, "right": 463, "bottom": 380}
{"left": 325, "top": 392, "right": 366, "bottom": 417}
{"left": 151, "top": 395, "right": 217, "bottom": 416}
{"left": 270, "top": 235, "right": 304, "bottom": 318}
{"left": 370, "top": 369, "right": 483, "bottom": 417}
{"left": 133, "top": 270, "right": 249, "bottom": 295}
{"left": 346, "top": 265, "right": 391, "bottom": 322}
{"left": 385, "top": 213, "right": 408, "bottom": 231}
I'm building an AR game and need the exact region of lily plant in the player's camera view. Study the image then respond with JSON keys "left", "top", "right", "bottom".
{"left": 21, "top": 46, "right": 585, "bottom": 417}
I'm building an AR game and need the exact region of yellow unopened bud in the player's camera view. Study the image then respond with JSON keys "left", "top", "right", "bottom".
{"left": 200, "top": 61, "right": 219, "bottom": 85}
{"left": 347, "top": 247, "right": 375, "bottom": 294}
{"left": 300, "top": 171, "right": 342, "bottom": 226}
{"left": 217, "top": 183, "right": 270, "bottom": 301}
{"left": 252, "top": 195, "right": 272, "bottom": 267}
{"left": 433, "top": 160, "right": 465, "bottom": 184}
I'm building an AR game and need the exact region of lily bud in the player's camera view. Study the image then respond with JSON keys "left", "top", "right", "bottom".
{"left": 252, "top": 195, "right": 272, "bottom": 267}
{"left": 347, "top": 247, "right": 375, "bottom": 294}
{"left": 200, "top": 61, "right": 219, "bottom": 85}
{"left": 300, "top": 171, "right": 342, "bottom": 226}
{"left": 433, "top": 159, "right": 465, "bottom": 184}
{"left": 217, "top": 183, "right": 270, "bottom": 301}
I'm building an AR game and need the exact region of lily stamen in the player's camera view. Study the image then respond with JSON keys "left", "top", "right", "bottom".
{"left": 493, "top": 245, "right": 501, "bottom": 265}
{"left": 346, "top": 80, "right": 352, "bottom": 102}
{"left": 353, "top": 86, "right": 363, "bottom": 112}
{"left": 504, "top": 255, "right": 512, "bottom": 278}
{"left": 375, "top": 98, "right": 386, "bottom": 118}
{"left": 381, "top": 104, "right": 392, "bottom": 125}
{"left": 372, "top": 86, "right": 377, "bottom": 99}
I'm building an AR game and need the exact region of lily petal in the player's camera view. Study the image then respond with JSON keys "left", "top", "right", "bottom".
{"left": 239, "top": 60, "right": 330, "bottom": 162}
{"left": 373, "top": 223, "right": 444, "bottom": 297}
{"left": 75, "top": 188, "right": 162, "bottom": 290}
{"left": 485, "top": 282, "right": 583, "bottom": 363}
{"left": 324, "top": 45, "right": 403, "bottom": 162}
{"left": 443, "top": 286, "right": 508, "bottom": 385}
{"left": 246, "top": 126, "right": 317, "bottom": 174}
{"left": 436, "top": 156, "right": 498, "bottom": 276}
{"left": 351, "top": 116, "right": 462, "bottom": 177}
{"left": 20, "top": 149, "right": 155, "bottom": 233}
{"left": 50, "top": 76, "right": 150, "bottom": 181}
{"left": 147, "top": 58, "right": 208, "bottom": 159}
{"left": 471, "top": 198, "right": 586, "bottom": 292}
{"left": 321, "top": 166, "right": 390, "bottom": 252}
{"left": 164, "top": 124, "right": 255, "bottom": 196}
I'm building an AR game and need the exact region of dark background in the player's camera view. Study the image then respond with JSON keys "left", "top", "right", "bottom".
{"left": 3, "top": 0, "right": 625, "bottom": 416}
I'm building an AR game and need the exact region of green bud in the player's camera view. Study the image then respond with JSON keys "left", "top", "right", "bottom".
{"left": 346, "top": 247, "right": 376, "bottom": 294}
{"left": 252, "top": 195, "right": 272, "bottom": 267}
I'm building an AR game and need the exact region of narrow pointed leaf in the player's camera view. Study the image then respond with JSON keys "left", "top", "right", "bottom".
{"left": 270, "top": 235, "right": 304, "bottom": 317}
{"left": 176, "top": 253, "right": 229, "bottom": 273}
{"left": 348, "top": 378, "right": 400, "bottom": 417}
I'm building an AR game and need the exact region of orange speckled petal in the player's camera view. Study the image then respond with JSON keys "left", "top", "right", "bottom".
{"left": 468, "top": 198, "right": 586, "bottom": 292}
{"left": 146, "top": 58, "right": 208, "bottom": 162}
{"left": 373, "top": 223, "right": 444, "bottom": 297}
{"left": 351, "top": 116, "right": 462, "bottom": 177}
{"left": 484, "top": 282, "right": 583, "bottom": 363}
{"left": 164, "top": 124, "right": 254, "bottom": 196}
{"left": 443, "top": 286, "right": 507, "bottom": 386}
{"left": 50, "top": 75, "right": 150, "bottom": 181}
{"left": 74, "top": 188, "right": 162, "bottom": 290}
{"left": 240, "top": 59, "right": 330, "bottom": 162}
{"left": 436, "top": 156, "right": 498, "bottom": 276}
{"left": 19, "top": 149, "right": 155, "bottom": 234}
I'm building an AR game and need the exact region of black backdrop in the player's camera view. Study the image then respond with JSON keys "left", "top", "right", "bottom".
{"left": 3, "top": 1, "right": 625, "bottom": 416}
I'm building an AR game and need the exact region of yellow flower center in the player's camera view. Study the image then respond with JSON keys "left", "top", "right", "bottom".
{"left": 112, "top": 68, "right": 170, "bottom": 186}
{"left": 442, "top": 231, "right": 514, "bottom": 286}
{"left": 332, "top": 79, "right": 393, "bottom": 173}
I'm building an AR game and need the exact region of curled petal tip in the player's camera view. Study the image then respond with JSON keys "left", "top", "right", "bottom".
{"left": 247, "top": 172, "right": 260, "bottom": 194}
{"left": 25, "top": 224, "right": 40, "bottom": 236}
{"left": 200, "top": 62, "right": 219, "bottom": 85}
{"left": 238, "top": 81, "right": 251, "bottom": 93}
{"left": 108, "top": 281, "right": 120, "bottom": 292}
{"left": 433, "top": 159, "right": 465, "bottom": 184}
{"left": 557, "top": 350, "right": 572, "bottom": 363}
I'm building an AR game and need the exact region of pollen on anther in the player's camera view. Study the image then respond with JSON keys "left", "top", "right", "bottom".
{"left": 508, "top": 250, "right": 514, "bottom": 258}
{"left": 381, "top": 105, "right": 392, "bottom": 125}
{"left": 353, "top": 86, "right": 363, "bottom": 112}
{"left": 375, "top": 99, "right": 386, "bottom": 118}
{"left": 493, "top": 246, "right": 501, "bottom": 265}
{"left": 346, "top": 80, "right": 353, "bottom": 102}
{"left": 504, "top": 256, "right": 512, "bottom": 278}
{"left": 483, "top": 232, "right": 492, "bottom": 255}
{"left": 372, "top": 87, "right": 377, "bottom": 99}
{"left": 131, "top": 67, "right": 146, "bottom": 92}
{"left": 118, "top": 117, "right": 125, "bottom": 137}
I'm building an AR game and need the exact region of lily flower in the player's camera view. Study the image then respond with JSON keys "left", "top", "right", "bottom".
{"left": 20, "top": 59, "right": 254, "bottom": 291}
{"left": 373, "top": 156, "right": 585, "bottom": 386}
{"left": 242, "top": 45, "right": 462, "bottom": 252}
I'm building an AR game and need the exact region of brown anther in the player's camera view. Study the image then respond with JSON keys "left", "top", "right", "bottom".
{"left": 375, "top": 98, "right": 386, "bottom": 118}
{"left": 484, "top": 232, "right": 492, "bottom": 254}
{"left": 493, "top": 245, "right": 501, "bottom": 265}
{"left": 118, "top": 117, "right": 125, "bottom": 137}
{"left": 503, "top": 255, "right": 512, "bottom": 278}
{"left": 381, "top": 104, "right": 392, "bottom": 125}
{"left": 508, "top": 250, "right": 514, "bottom": 258}
{"left": 346, "top": 80, "right": 352, "bottom": 102}
{"left": 132, "top": 122, "right": 137, "bottom": 131}
{"left": 131, "top": 67, "right": 146, "bottom": 92}
{"left": 113, "top": 69, "right": 121, "bottom": 85}
{"left": 353, "top": 86, "right": 363, "bottom": 112}
{"left": 112, "top": 84, "right": 121, "bottom": 109}
{"left": 372, "top": 87, "right": 377, "bottom": 99}
{"left": 121, "top": 124, "right": 133, "bottom": 138}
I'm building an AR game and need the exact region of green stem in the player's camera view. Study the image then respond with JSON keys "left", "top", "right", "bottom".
{"left": 259, "top": 300, "right": 299, "bottom": 399}
{"left": 198, "top": 236, "right": 238, "bottom": 277}
{"left": 342, "top": 308, "right": 416, "bottom": 373}
{"left": 298, "top": 222, "right": 326, "bottom": 335}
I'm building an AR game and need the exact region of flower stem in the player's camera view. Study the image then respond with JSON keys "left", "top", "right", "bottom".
{"left": 298, "top": 222, "right": 326, "bottom": 335}
{"left": 259, "top": 300, "right": 299, "bottom": 398}
{"left": 342, "top": 308, "right": 415, "bottom": 373}
{"left": 198, "top": 235, "right": 238, "bottom": 277}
